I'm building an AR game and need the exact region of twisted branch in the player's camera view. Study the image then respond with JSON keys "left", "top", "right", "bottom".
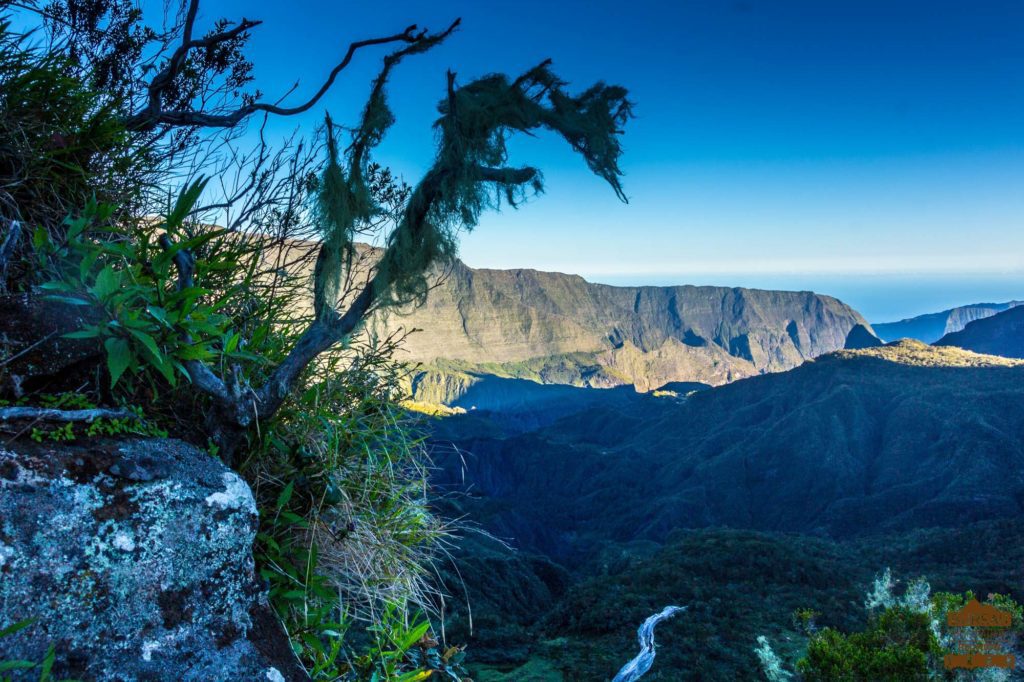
{"left": 126, "top": 0, "right": 459, "bottom": 132}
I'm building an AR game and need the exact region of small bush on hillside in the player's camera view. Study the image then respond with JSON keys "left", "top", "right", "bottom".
{"left": 797, "top": 571, "right": 1023, "bottom": 681}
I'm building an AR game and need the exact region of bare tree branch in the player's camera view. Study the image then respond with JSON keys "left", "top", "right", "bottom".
{"left": 126, "top": 3, "right": 460, "bottom": 132}
{"left": 0, "top": 407, "right": 134, "bottom": 422}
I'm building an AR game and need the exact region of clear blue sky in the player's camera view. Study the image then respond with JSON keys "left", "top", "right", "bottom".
{"left": 184, "top": 1, "right": 1024, "bottom": 318}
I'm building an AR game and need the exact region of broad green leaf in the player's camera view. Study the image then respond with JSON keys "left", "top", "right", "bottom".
{"left": 37, "top": 281, "right": 72, "bottom": 292}
{"left": 172, "top": 360, "right": 192, "bottom": 384}
{"left": 152, "top": 230, "right": 225, "bottom": 271}
{"left": 63, "top": 327, "right": 100, "bottom": 339}
{"left": 277, "top": 481, "right": 295, "bottom": 509}
{"left": 147, "top": 306, "right": 171, "bottom": 328}
{"left": 91, "top": 265, "right": 120, "bottom": 301}
{"left": 175, "top": 343, "right": 214, "bottom": 361}
{"left": 104, "top": 337, "right": 132, "bottom": 388}
{"left": 44, "top": 295, "right": 90, "bottom": 306}
{"left": 178, "top": 228, "right": 228, "bottom": 253}
{"left": 65, "top": 215, "right": 87, "bottom": 240}
{"left": 400, "top": 621, "right": 431, "bottom": 651}
{"left": 79, "top": 249, "right": 99, "bottom": 281}
{"left": 32, "top": 225, "right": 50, "bottom": 250}
{"left": 141, "top": 347, "right": 176, "bottom": 387}
{"left": 166, "top": 177, "right": 209, "bottom": 229}
{"left": 39, "top": 643, "right": 55, "bottom": 680}
{"left": 126, "top": 328, "right": 161, "bottom": 359}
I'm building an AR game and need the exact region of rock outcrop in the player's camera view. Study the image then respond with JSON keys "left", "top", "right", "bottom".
{"left": 0, "top": 437, "right": 306, "bottom": 681}
{"left": 0, "top": 295, "right": 103, "bottom": 398}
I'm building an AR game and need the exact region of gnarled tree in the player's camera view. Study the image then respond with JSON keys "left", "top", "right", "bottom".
{"left": 16, "top": 0, "right": 632, "bottom": 460}
{"left": 161, "top": 30, "right": 632, "bottom": 460}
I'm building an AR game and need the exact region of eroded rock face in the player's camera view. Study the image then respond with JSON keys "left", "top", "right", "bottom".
{"left": 0, "top": 437, "right": 306, "bottom": 681}
{"left": 381, "top": 260, "right": 870, "bottom": 394}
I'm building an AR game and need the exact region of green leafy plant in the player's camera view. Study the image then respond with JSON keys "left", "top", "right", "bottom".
{"left": 350, "top": 603, "right": 467, "bottom": 682}
{"left": 0, "top": 16, "right": 142, "bottom": 293}
{"left": 250, "top": 335, "right": 463, "bottom": 681}
{"left": 13, "top": 394, "right": 165, "bottom": 442}
{"left": 798, "top": 606, "right": 937, "bottom": 680}
{"left": 37, "top": 181, "right": 246, "bottom": 393}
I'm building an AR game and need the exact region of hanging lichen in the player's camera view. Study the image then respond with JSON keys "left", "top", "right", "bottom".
{"left": 373, "top": 61, "right": 633, "bottom": 309}
{"left": 313, "top": 54, "right": 633, "bottom": 317}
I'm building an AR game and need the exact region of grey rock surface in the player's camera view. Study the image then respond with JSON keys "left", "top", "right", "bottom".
{"left": 873, "top": 300, "right": 1024, "bottom": 343}
{"left": 0, "top": 437, "right": 306, "bottom": 681}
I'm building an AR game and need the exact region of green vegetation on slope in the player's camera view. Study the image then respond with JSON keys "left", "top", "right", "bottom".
{"left": 426, "top": 342, "right": 1024, "bottom": 679}
{"left": 440, "top": 523, "right": 1024, "bottom": 680}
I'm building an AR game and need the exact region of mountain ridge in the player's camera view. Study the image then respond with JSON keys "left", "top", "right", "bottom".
{"left": 382, "top": 257, "right": 870, "bottom": 396}
{"left": 935, "top": 304, "right": 1024, "bottom": 358}
{"left": 872, "top": 300, "right": 1023, "bottom": 343}
{"left": 429, "top": 340, "right": 1024, "bottom": 560}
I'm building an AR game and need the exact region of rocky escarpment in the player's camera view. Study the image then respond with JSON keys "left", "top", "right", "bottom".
{"left": 936, "top": 304, "right": 1024, "bottom": 359}
{"left": 0, "top": 437, "right": 306, "bottom": 681}
{"left": 384, "top": 259, "right": 869, "bottom": 397}
{"left": 873, "top": 300, "right": 1024, "bottom": 343}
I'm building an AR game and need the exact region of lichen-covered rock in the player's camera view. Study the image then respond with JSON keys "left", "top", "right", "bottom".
{"left": 0, "top": 437, "right": 307, "bottom": 681}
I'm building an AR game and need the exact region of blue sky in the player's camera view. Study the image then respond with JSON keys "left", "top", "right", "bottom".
{"left": 176, "top": 2, "right": 1024, "bottom": 317}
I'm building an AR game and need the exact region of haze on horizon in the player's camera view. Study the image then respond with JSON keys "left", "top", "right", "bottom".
{"left": 197, "top": 0, "right": 1023, "bottom": 319}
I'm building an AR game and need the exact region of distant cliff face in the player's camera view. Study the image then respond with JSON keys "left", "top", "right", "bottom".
{"left": 384, "top": 260, "right": 869, "bottom": 395}
{"left": 873, "top": 301, "right": 1023, "bottom": 343}
{"left": 936, "top": 305, "right": 1024, "bottom": 359}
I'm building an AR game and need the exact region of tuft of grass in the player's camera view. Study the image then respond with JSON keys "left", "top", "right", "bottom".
{"left": 245, "top": 334, "right": 464, "bottom": 679}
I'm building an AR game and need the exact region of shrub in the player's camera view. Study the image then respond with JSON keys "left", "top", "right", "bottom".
{"left": 0, "top": 18, "right": 142, "bottom": 289}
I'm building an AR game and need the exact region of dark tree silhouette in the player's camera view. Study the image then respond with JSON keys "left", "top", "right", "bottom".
{"left": 24, "top": 0, "right": 634, "bottom": 457}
